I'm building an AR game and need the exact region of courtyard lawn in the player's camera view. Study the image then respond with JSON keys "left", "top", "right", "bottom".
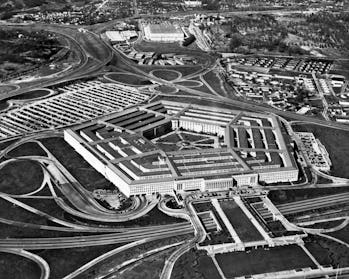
{"left": 219, "top": 200, "right": 264, "bottom": 242}
{"left": 215, "top": 245, "right": 316, "bottom": 278}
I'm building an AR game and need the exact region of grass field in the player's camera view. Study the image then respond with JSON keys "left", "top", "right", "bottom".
{"left": 118, "top": 246, "right": 177, "bottom": 279}
{"left": 202, "top": 70, "right": 226, "bottom": 96}
{"left": 215, "top": 245, "right": 316, "bottom": 278}
{"left": 305, "top": 235, "right": 349, "bottom": 267}
{"left": 219, "top": 200, "right": 264, "bottom": 242}
{"left": 328, "top": 223, "right": 349, "bottom": 243}
{"left": 0, "top": 220, "right": 96, "bottom": 239}
{"left": 142, "top": 65, "right": 204, "bottom": 78}
{"left": 151, "top": 69, "right": 181, "bottom": 81}
{"left": 155, "top": 85, "right": 178, "bottom": 94}
{"left": 0, "top": 100, "right": 9, "bottom": 110}
{"left": 0, "top": 85, "right": 17, "bottom": 95}
{"left": 0, "top": 160, "right": 43, "bottom": 195}
{"left": 268, "top": 187, "right": 349, "bottom": 204}
{"left": 40, "top": 137, "right": 115, "bottom": 191}
{"left": 172, "top": 249, "right": 221, "bottom": 279}
{"left": 175, "top": 80, "right": 202, "bottom": 87}
{"left": 12, "top": 89, "right": 51, "bottom": 100}
{"left": 82, "top": 235, "right": 192, "bottom": 278}
{"left": 292, "top": 124, "right": 349, "bottom": 178}
{"left": 0, "top": 198, "right": 50, "bottom": 234}
{"left": 19, "top": 197, "right": 69, "bottom": 224}
{"left": 7, "top": 142, "right": 47, "bottom": 157}
{"left": 105, "top": 72, "right": 152, "bottom": 86}
{"left": 0, "top": 252, "right": 41, "bottom": 279}
{"left": 38, "top": 244, "right": 124, "bottom": 278}
{"left": 301, "top": 219, "right": 344, "bottom": 230}
{"left": 0, "top": 139, "right": 16, "bottom": 151}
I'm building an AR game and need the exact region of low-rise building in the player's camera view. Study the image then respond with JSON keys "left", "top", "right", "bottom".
{"left": 143, "top": 23, "right": 184, "bottom": 42}
{"left": 64, "top": 101, "right": 299, "bottom": 197}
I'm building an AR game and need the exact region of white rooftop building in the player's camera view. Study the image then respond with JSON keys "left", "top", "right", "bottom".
{"left": 184, "top": 0, "right": 202, "bottom": 7}
{"left": 143, "top": 23, "right": 184, "bottom": 42}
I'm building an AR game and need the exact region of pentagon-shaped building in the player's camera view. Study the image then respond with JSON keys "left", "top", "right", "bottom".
{"left": 64, "top": 101, "right": 299, "bottom": 197}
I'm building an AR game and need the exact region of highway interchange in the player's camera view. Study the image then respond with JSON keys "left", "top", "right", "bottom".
{"left": 0, "top": 8, "right": 349, "bottom": 279}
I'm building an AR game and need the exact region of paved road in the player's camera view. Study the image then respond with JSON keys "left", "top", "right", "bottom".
{"left": 258, "top": 192, "right": 349, "bottom": 218}
{"left": 160, "top": 194, "right": 206, "bottom": 279}
{"left": 0, "top": 248, "right": 50, "bottom": 279}
{"left": 0, "top": 24, "right": 112, "bottom": 101}
{"left": 0, "top": 224, "right": 193, "bottom": 250}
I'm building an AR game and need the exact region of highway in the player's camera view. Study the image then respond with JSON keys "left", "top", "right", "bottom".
{"left": 1, "top": 11, "right": 349, "bottom": 279}
{"left": 1, "top": 137, "right": 160, "bottom": 223}
{"left": 160, "top": 194, "right": 206, "bottom": 279}
{"left": 257, "top": 192, "right": 349, "bottom": 218}
{"left": 0, "top": 214, "right": 193, "bottom": 233}
{"left": 0, "top": 186, "right": 193, "bottom": 234}
{"left": 168, "top": 83, "right": 349, "bottom": 132}
{"left": 0, "top": 224, "right": 193, "bottom": 250}
{"left": 62, "top": 238, "right": 150, "bottom": 279}
{"left": 0, "top": 24, "right": 113, "bottom": 101}
{"left": 0, "top": 248, "right": 50, "bottom": 279}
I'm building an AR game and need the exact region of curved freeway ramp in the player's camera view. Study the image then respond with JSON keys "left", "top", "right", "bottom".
{"left": 0, "top": 248, "right": 50, "bottom": 279}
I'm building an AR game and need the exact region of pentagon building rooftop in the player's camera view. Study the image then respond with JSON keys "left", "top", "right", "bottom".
{"left": 64, "top": 101, "right": 298, "bottom": 197}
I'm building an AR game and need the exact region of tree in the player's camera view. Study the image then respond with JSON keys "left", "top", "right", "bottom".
{"left": 229, "top": 34, "right": 243, "bottom": 50}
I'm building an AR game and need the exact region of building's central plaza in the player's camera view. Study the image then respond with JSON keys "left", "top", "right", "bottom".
{"left": 64, "top": 101, "right": 299, "bottom": 197}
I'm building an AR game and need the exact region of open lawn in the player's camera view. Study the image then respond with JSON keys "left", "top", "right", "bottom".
{"left": 105, "top": 72, "right": 152, "bottom": 86}
{"left": 215, "top": 245, "right": 316, "bottom": 278}
{"left": 82, "top": 235, "right": 191, "bottom": 278}
{"left": 0, "top": 139, "right": 16, "bottom": 151}
{"left": 301, "top": 219, "right": 345, "bottom": 230}
{"left": 0, "top": 100, "right": 9, "bottom": 110}
{"left": 38, "top": 244, "right": 124, "bottom": 278}
{"left": 0, "top": 160, "right": 43, "bottom": 195}
{"left": 7, "top": 142, "right": 47, "bottom": 157}
{"left": 305, "top": 235, "right": 349, "bottom": 268}
{"left": 0, "top": 221, "right": 97, "bottom": 239}
{"left": 155, "top": 85, "right": 178, "bottom": 94}
{"left": 202, "top": 71, "right": 226, "bottom": 96}
{"left": 12, "top": 89, "right": 51, "bottom": 100}
{"left": 151, "top": 69, "right": 181, "bottom": 81}
{"left": 219, "top": 200, "right": 264, "bottom": 242}
{"left": 157, "top": 132, "right": 181, "bottom": 143}
{"left": 268, "top": 187, "right": 349, "bottom": 204}
{"left": 157, "top": 143, "right": 180, "bottom": 152}
{"left": 172, "top": 249, "right": 221, "bottom": 279}
{"left": 328, "top": 223, "right": 349, "bottom": 243}
{"left": 0, "top": 252, "right": 41, "bottom": 279}
{"left": 0, "top": 198, "right": 49, "bottom": 232}
{"left": 181, "top": 132, "right": 206, "bottom": 142}
{"left": 118, "top": 246, "right": 177, "bottom": 279}
{"left": 175, "top": 80, "right": 202, "bottom": 87}
{"left": 142, "top": 65, "right": 204, "bottom": 78}
{"left": 20, "top": 197, "right": 70, "bottom": 225}
{"left": 292, "top": 124, "right": 349, "bottom": 178}
{"left": 0, "top": 85, "right": 17, "bottom": 95}
{"left": 40, "top": 137, "right": 115, "bottom": 191}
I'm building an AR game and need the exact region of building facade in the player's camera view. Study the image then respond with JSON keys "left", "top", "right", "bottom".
{"left": 64, "top": 101, "right": 299, "bottom": 197}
